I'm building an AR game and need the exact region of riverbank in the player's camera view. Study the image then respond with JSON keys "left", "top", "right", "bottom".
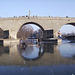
{"left": 0, "top": 38, "right": 62, "bottom": 46}
{"left": 4, "top": 39, "right": 20, "bottom": 46}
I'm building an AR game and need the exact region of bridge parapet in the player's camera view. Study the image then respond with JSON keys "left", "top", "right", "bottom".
{"left": 0, "top": 17, "right": 72, "bottom": 20}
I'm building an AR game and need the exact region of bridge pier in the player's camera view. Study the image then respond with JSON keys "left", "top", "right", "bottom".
{"left": 9, "top": 31, "right": 17, "bottom": 39}
{"left": 54, "top": 30, "right": 59, "bottom": 38}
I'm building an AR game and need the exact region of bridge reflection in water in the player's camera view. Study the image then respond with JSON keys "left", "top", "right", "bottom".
{"left": 0, "top": 42, "right": 75, "bottom": 75}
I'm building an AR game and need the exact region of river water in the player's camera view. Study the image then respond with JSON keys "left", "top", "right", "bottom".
{"left": 0, "top": 40, "right": 75, "bottom": 75}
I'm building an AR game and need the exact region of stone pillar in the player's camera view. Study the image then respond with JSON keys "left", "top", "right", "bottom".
{"left": 54, "top": 30, "right": 58, "bottom": 38}
{"left": 9, "top": 31, "right": 17, "bottom": 39}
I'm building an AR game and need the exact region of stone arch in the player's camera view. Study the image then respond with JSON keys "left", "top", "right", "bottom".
{"left": 58, "top": 22, "right": 75, "bottom": 32}
{"left": 58, "top": 22, "right": 75, "bottom": 35}
{"left": 17, "top": 22, "right": 45, "bottom": 39}
{"left": 21, "top": 22, "right": 44, "bottom": 31}
{"left": 66, "top": 22, "right": 75, "bottom": 27}
{"left": 55, "top": 22, "right": 75, "bottom": 37}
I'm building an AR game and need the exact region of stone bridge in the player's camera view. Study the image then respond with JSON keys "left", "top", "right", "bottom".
{"left": 0, "top": 17, "right": 75, "bottom": 39}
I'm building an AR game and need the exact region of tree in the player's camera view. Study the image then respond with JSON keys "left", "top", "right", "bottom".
{"left": 17, "top": 25, "right": 33, "bottom": 39}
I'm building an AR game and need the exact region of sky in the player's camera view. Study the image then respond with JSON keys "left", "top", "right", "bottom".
{"left": 60, "top": 25, "right": 75, "bottom": 34}
{"left": 0, "top": 0, "right": 75, "bottom": 17}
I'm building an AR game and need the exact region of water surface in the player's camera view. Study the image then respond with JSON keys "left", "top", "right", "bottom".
{"left": 0, "top": 40, "right": 75, "bottom": 75}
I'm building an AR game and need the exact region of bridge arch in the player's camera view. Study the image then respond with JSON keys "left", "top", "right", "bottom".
{"left": 17, "top": 22, "right": 45, "bottom": 39}
{"left": 59, "top": 22, "right": 75, "bottom": 31}
{"left": 20, "top": 22, "right": 45, "bottom": 31}
{"left": 66, "top": 22, "right": 75, "bottom": 27}
{"left": 59, "top": 22, "right": 75, "bottom": 36}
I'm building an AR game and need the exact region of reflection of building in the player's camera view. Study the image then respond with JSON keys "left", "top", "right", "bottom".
{"left": 0, "top": 46, "right": 4, "bottom": 56}
{"left": 4, "top": 46, "right": 9, "bottom": 54}
{"left": 43, "top": 43, "right": 54, "bottom": 53}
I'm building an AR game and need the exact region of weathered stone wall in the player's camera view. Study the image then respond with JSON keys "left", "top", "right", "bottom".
{"left": 0, "top": 17, "right": 75, "bottom": 39}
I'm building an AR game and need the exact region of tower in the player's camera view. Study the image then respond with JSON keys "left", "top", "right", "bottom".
{"left": 29, "top": 10, "right": 30, "bottom": 17}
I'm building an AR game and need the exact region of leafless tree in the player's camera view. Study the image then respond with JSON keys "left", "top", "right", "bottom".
{"left": 17, "top": 25, "right": 33, "bottom": 39}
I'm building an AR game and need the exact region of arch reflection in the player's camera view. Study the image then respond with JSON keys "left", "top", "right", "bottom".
{"left": 18, "top": 43, "right": 55, "bottom": 60}
{"left": 19, "top": 45, "right": 44, "bottom": 60}
{"left": 58, "top": 43, "right": 75, "bottom": 58}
